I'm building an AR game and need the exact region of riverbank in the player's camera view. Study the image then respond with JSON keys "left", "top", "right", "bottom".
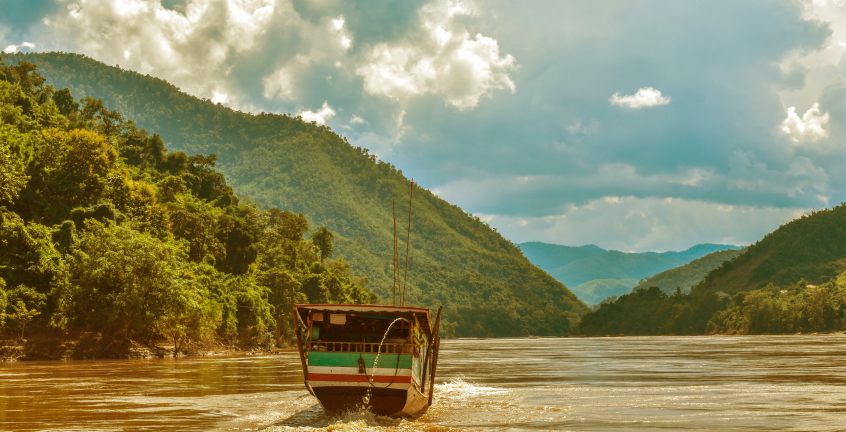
{"left": 0, "top": 333, "right": 295, "bottom": 362}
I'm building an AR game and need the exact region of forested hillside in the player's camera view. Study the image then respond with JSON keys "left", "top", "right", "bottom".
{"left": 8, "top": 52, "right": 587, "bottom": 337}
{"left": 519, "top": 242, "right": 739, "bottom": 304}
{"left": 0, "top": 60, "right": 372, "bottom": 359}
{"left": 632, "top": 249, "right": 744, "bottom": 295}
{"left": 579, "top": 204, "right": 846, "bottom": 335}
{"left": 694, "top": 206, "right": 846, "bottom": 296}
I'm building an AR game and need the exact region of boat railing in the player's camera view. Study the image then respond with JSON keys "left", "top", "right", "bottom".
{"left": 308, "top": 341, "right": 411, "bottom": 354}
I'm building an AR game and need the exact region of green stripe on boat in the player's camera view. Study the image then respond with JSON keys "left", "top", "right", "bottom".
{"left": 308, "top": 352, "right": 413, "bottom": 369}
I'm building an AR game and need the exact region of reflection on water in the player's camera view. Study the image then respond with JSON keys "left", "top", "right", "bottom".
{"left": 2, "top": 335, "right": 846, "bottom": 430}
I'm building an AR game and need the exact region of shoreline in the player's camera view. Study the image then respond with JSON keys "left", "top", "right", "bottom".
{"left": 0, "top": 335, "right": 298, "bottom": 363}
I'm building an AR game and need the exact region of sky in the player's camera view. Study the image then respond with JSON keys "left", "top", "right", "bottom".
{"left": 2, "top": 0, "right": 845, "bottom": 251}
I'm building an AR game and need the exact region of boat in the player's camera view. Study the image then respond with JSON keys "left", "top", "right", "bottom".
{"left": 292, "top": 180, "right": 440, "bottom": 417}
{"left": 292, "top": 303, "right": 442, "bottom": 417}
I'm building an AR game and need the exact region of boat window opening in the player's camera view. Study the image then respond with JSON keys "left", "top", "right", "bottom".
{"left": 305, "top": 313, "right": 415, "bottom": 354}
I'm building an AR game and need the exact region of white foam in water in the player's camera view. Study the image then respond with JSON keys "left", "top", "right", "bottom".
{"left": 436, "top": 378, "right": 509, "bottom": 399}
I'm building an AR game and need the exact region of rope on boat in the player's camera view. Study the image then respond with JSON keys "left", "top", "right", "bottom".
{"left": 368, "top": 317, "right": 409, "bottom": 388}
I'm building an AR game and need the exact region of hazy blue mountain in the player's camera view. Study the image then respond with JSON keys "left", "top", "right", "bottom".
{"left": 519, "top": 242, "right": 742, "bottom": 304}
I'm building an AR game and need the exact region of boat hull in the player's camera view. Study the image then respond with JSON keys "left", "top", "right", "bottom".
{"left": 311, "top": 384, "right": 430, "bottom": 417}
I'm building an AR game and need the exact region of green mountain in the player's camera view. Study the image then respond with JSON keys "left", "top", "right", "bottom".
{"left": 694, "top": 205, "right": 846, "bottom": 297}
{"left": 0, "top": 60, "right": 372, "bottom": 358}
{"left": 7, "top": 52, "right": 587, "bottom": 337}
{"left": 579, "top": 204, "right": 846, "bottom": 335}
{"left": 632, "top": 249, "right": 744, "bottom": 295}
{"left": 519, "top": 241, "right": 740, "bottom": 304}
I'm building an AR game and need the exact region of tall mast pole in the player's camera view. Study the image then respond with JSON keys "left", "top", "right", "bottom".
{"left": 402, "top": 180, "right": 414, "bottom": 306}
{"left": 393, "top": 200, "right": 399, "bottom": 305}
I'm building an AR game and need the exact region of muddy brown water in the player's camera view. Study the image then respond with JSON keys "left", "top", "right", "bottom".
{"left": 2, "top": 335, "right": 846, "bottom": 431}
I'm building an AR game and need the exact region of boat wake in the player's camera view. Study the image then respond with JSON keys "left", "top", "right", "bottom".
{"left": 262, "top": 379, "right": 508, "bottom": 431}
{"left": 435, "top": 378, "right": 509, "bottom": 400}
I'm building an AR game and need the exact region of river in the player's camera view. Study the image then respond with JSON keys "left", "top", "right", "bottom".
{"left": 2, "top": 335, "right": 846, "bottom": 431}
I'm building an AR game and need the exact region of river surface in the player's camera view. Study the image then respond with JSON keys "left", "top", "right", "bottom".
{"left": 2, "top": 335, "right": 846, "bottom": 431}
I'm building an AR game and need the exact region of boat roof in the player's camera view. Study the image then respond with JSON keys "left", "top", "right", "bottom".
{"left": 295, "top": 303, "right": 433, "bottom": 332}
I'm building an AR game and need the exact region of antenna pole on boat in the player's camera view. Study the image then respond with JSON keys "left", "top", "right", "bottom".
{"left": 401, "top": 180, "right": 414, "bottom": 306}
{"left": 393, "top": 200, "right": 399, "bottom": 306}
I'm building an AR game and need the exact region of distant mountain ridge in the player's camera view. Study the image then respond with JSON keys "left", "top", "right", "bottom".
{"left": 519, "top": 242, "right": 742, "bottom": 304}
{"left": 10, "top": 52, "right": 588, "bottom": 337}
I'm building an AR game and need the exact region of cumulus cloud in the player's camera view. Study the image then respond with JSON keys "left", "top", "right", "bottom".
{"left": 356, "top": 0, "right": 517, "bottom": 109}
{"left": 43, "top": 0, "right": 279, "bottom": 109}
{"left": 262, "top": 66, "right": 295, "bottom": 100}
{"left": 32, "top": 0, "right": 513, "bottom": 122}
{"left": 780, "top": 103, "right": 830, "bottom": 143}
{"left": 777, "top": 0, "right": 845, "bottom": 123}
{"left": 609, "top": 87, "right": 672, "bottom": 109}
{"left": 2, "top": 41, "right": 35, "bottom": 53}
{"left": 298, "top": 101, "right": 336, "bottom": 125}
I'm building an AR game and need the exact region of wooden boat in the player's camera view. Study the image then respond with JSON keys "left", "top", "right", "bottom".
{"left": 292, "top": 303, "right": 442, "bottom": 417}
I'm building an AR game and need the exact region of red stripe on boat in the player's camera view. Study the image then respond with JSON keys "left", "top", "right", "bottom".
{"left": 308, "top": 373, "right": 412, "bottom": 383}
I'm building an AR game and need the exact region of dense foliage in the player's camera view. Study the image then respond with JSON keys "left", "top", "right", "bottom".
{"left": 520, "top": 242, "right": 739, "bottom": 304}
{"left": 10, "top": 52, "right": 587, "bottom": 337}
{"left": 579, "top": 275, "right": 846, "bottom": 336}
{"left": 708, "top": 275, "right": 846, "bottom": 334}
{"left": 579, "top": 205, "right": 846, "bottom": 335}
{"left": 0, "top": 59, "right": 373, "bottom": 357}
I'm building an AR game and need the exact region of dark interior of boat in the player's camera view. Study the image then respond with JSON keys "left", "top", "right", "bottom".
{"left": 308, "top": 313, "right": 416, "bottom": 353}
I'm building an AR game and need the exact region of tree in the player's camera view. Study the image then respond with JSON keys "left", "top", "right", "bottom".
{"left": 69, "top": 221, "right": 188, "bottom": 341}
{"left": 0, "top": 133, "right": 29, "bottom": 204}
{"left": 311, "top": 227, "right": 334, "bottom": 262}
{"left": 52, "top": 88, "right": 78, "bottom": 116}
{"left": 27, "top": 128, "right": 118, "bottom": 222}
{"left": 6, "top": 285, "right": 45, "bottom": 339}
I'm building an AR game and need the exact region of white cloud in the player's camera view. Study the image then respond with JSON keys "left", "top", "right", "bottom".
{"left": 778, "top": 0, "right": 846, "bottom": 109}
{"left": 211, "top": 90, "right": 228, "bottom": 104}
{"left": 609, "top": 87, "right": 672, "bottom": 109}
{"left": 350, "top": 115, "right": 367, "bottom": 125}
{"left": 2, "top": 41, "right": 35, "bottom": 53}
{"left": 262, "top": 66, "right": 295, "bottom": 100}
{"left": 33, "top": 0, "right": 515, "bottom": 124}
{"left": 298, "top": 101, "right": 336, "bottom": 125}
{"left": 44, "top": 0, "right": 283, "bottom": 109}
{"left": 356, "top": 0, "right": 517, "bottom": 110}
{"left": 329, "top": 15, "right": 352, "bottom": 50}
{"left": 566, "top": 119, "right": 600, "bottom": 136}
{"left": 780, "top": 103, "right": 830, "bottom": 143}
